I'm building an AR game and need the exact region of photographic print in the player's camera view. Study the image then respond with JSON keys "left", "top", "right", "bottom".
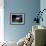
{"left": 10, "top": 13, "right": 25, "bottom": 24}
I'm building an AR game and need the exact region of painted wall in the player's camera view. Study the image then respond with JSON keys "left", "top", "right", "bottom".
{"left": 40, "top": 0, "right": 46, "bottom": 27}
{"left": 0, "top": 0, "right": 4, "bottom": 41}
{"left": 4, "top": 0, "right": 40, "bottom": 42}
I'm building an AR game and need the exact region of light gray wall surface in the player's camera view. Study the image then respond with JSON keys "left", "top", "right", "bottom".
{"left": 40, "top": 0, "right": 46, "bottom": 27}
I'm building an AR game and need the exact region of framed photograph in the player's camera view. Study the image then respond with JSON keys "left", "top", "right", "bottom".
{"left": 10, "top": 13, "right": 25, "bottom": 25}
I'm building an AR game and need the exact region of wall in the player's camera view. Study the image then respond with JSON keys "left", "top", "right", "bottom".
{"left": 0, "top": 0, "right": 4, "bottom": 42}
{"left": 40, "top": 0, "right": 46, "bottom": 27}
{"left": 4, "top": 0, "right": 40, "bottom": 42}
